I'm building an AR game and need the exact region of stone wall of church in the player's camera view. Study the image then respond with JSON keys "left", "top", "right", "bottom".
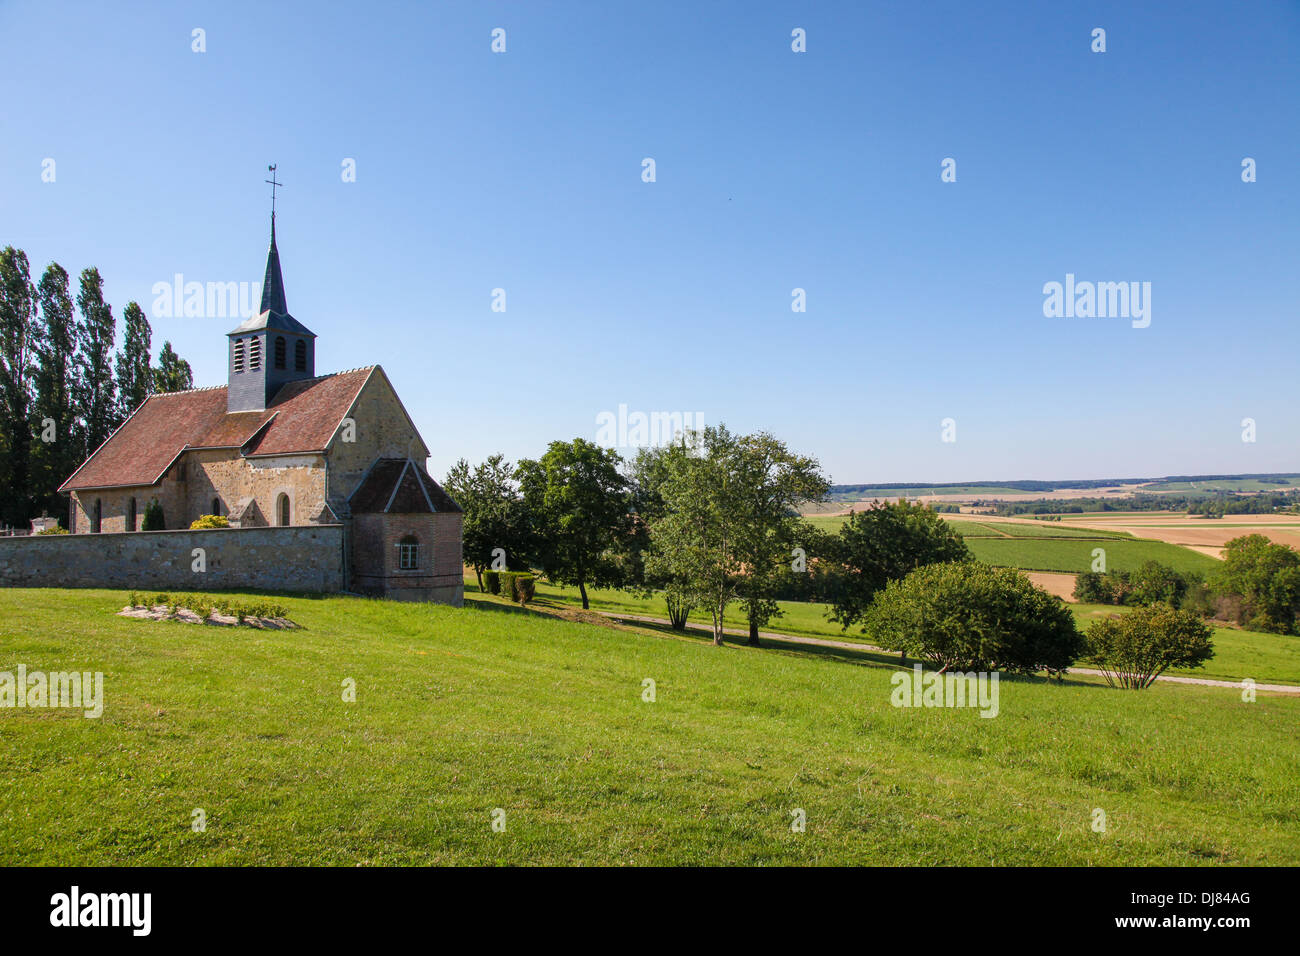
{"left": 184, "top": 449, "right": 328, "bottom": 526}
{"left": 0, "top": 525, "right": 345, "bottom": 593}
{"left": 327, "top": 371, "right": 426, "bottom": 503}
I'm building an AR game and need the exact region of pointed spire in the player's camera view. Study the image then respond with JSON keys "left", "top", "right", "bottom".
{"left": 259, "top": 214, "right": 287, "bottom": 315}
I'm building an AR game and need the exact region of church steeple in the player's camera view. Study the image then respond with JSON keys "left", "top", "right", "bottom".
{"left": 226, "top": 174, "right": 318, "bottom": 414}
{"left": 260, "top": 216, "right": 288, "bottom": 317}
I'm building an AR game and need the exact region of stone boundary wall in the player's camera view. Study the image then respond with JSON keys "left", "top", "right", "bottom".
{"left": 0, "top": 525, "right": 344, "bottom": 593}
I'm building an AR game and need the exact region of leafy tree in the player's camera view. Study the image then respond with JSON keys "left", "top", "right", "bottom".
{"left": 1214, "top": 534, "right": 1300, "bottom": 634}
{"left": 864, "top": 563, "right": 1084, "bottom": 674}
{"left": 1072, "top": 570, "right": 1109, "bottom": 604}
{"left": 152, "top": 340, "right": 193, "bottom": 393}
{"left": 30, "top": 263, "right": 78, "bottom": 519}
{"left": 728, "top": 432, "right": 829, "bottom": 645}
{"left": 1084, "top": 603, "right": 1214, "bottom": 689}
{"left": 516, "top": 438, "right": 632, "bottom": 609}
{"left": 115, "top": 301, "right": 152, "bottom": 417}
{"left": 1129, "top": 561, "right": 1187, "bottom": 608}
{"left": 444, "top": 453, "right": 528, "bottom": 591}
{"left": 642, "top": 425, "right": 825, "bottom": 646}
{"left": 0, "top": 247, "right": 37, "bottom": 526}
{"left": 628, "top": 441, "right": 696, "bottom": 629}
{"left": 73, "top": 267, "right": 117, "bottom": 458}
{"left": 827, "top": 499, "right": 971, "bottom": 634}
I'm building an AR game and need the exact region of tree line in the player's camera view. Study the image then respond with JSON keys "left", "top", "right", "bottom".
{"left": 989, "top": 490, "right": 1300, "bottom": 517}
{"left": 447, "top": 427, "right": 1216, "bottom": 688}
{"left": 1074, "top": 534, "right": 1300, "bottom": 635}
{"left": 0, "top": 246, "right": 195, "bottom": 527}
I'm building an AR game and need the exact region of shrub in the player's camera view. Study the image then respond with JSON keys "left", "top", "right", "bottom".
{"left": 141, "top": 501, "right": 166, "bottom": 531}
{"left": 865, "top": 563, "right": 1084, "bottom": 674}
{"left": 483, "top": 570, "right": 501, "bottom": 595}
{"left": 498, "top": 571, "right": 535, "bottom": 604}
{"left": 1084, "top": 603, "right": 1215, "bottom": 689}
{"left": 36, "top": 525, "right": 68, "bottom": 535}
{"left": 190, "top": 514, "right": 229, "bottom": 529}
{"left": 514, "top": 575, "right": 535, "bottom": 604}
{"left": 127, "top": 590, "right": 141, "bottom": 607}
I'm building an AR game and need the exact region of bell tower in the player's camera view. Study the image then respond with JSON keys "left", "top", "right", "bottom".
{"left": 227, "top": 169, "right": 317, "bottom": 413}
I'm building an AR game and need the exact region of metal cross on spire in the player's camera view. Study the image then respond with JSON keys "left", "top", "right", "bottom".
{"left": 265, "top": 164, "right": 282, "bottom": 219}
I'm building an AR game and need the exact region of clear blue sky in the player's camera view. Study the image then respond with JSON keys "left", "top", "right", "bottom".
{"left": 2, "top": 1, "right": 1297, "bottom": 485}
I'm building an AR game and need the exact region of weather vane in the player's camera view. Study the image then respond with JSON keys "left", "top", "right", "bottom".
{"left": 265, "top": 163, "right": 282, "bottom": 218}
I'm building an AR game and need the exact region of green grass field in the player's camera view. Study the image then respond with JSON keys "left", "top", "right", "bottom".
{"left": 1, "top": 588, "right": 1296, "bottom": 866}
{"left": 964, "top": 537, "right": 1220, "bottom": 575}
{"left": 978, "top": 522, "right": 1133, "bottom": 539}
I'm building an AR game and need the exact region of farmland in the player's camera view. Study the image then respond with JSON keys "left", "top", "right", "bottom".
{"left": 802, "top": 511, "right": 1213, "bottom": 573}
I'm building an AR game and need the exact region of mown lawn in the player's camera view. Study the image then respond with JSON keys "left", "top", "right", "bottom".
{"left": 1, "top": 588, "right": 1296, "bottom": 866}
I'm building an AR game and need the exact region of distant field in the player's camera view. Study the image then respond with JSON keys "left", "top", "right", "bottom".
{"left": 1055, "top": 512, "right": 1300, "bottom": 556}
{"left": 954, "top": 520, "right": 1133, "bottom": 540}
{"left": 965, "top": 537, "right": 1220, "bottom": 575}
{"left": 829, "top": 486, "right": 1030, "bottom": 499}
{"left": 805, "top": 513, "right": 1133, "bottom": 541}
{"left": 1144, "top": 478, "right": 1300, "bottom": 493}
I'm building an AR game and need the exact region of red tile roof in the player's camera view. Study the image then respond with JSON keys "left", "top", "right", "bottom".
{"left": 60, "top": 368, "right": 374, "bottom": 492}
{"left": 246, "top": 368, "right": 372, "bottom": 457}
{"left": 349, "top": 458, "right": 462, "bottom": 514}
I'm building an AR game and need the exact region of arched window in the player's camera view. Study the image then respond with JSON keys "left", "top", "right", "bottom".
{"left": 91, "top": 498, "right": 102, "bottom": 534}
{"left": 249, "top": 336, "right": 262, "bottom": 370}
{"left": 128, "top": 498, "right": 137, "bottom": 531}
{"left": 294, "top": 339, "right": 307, "bottom": 372}
{"left": 212, "top": 497, "right": 221, "bottom": 517}
{"left": 398, "top": 535, "right": 420, "bottom": 571}
{"left": 233, "top": 338, "right": 246, "bottom": 373}
{"left": 274, "top": 336, "right": 286, "bottom": 370}
{"left": 277, "top": 493, "right": 290, "bottom": 527}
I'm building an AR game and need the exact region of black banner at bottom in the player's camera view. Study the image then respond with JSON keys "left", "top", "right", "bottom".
{"left": 0, "top": 865, "right": 1284, "bottom": 942}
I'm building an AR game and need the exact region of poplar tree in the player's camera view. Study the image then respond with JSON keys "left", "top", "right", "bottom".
{"left": 30, "top": 263, "right": 78, "bottom": 518}
{"left": 152, "top": 341, "right": 193, "bottom": 393}
{"left": 73, "top": 267, "right": 118, "bottom": 457}
{"left": 115, "top": 301, "right": 152, "bottom": 417}
{"left": 0, "top": 247, "right": 37, "bottom": 526}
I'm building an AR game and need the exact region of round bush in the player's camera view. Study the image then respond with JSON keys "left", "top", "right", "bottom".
{"left": 865, "top": 563, "right": 1084, "bottom": 674}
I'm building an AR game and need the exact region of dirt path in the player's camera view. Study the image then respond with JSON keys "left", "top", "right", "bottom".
{"left": 597, "top": 611, "right": 1300, "bottom": 695}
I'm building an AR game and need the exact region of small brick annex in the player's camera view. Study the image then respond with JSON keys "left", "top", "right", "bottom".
{"left": 348, "top": 458, "right": 464, "bottom": 605}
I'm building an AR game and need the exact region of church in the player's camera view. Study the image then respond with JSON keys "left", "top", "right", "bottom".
{"left": 57, "top": 216, "right": 464, "bottom": 606}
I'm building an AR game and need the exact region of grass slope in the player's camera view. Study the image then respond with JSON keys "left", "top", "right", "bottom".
{"left": 2, "top": 589, "right": 1296, "bottom": 866}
